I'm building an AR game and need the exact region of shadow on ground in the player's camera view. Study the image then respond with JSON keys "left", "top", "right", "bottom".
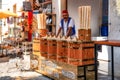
{"left": 98, "top": 73, "right": 120, "bottom": 80}
{"left": 0, "top": 76, "right": 52, "bottom": 80}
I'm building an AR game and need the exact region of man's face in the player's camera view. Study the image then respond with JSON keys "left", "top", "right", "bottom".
{"left": 62, "top": 13, "right": 69, "bottom": 20}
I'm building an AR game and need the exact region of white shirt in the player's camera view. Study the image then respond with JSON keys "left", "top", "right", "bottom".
{"left": 59, "top": 18, "right": 75, "bottom": 36}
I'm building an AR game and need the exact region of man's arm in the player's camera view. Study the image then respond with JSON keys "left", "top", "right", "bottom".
{"left": 66, "top": 18, "right": 75, "bottom": 38}
{"left": 56, "top": 27, "right": 62, "bottom": 37}
{"left": 66, "top": 27, "right": 72, "bottom": 38}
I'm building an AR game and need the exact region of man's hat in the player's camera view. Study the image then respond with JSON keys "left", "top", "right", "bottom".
{"left": 62, "top": 10, "right": 68, "bottom": 14}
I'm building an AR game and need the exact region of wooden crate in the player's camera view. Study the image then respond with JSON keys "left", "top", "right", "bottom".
{"left": 33, "top": 39, "right": 95, "bottom": 80}
{"left": 37, "top": 58, "right": 95, "bottom": 80}
{"left": 57, "top": 56, "right": 68, "bottom": 63}
{"left": 57, "top": 60, "right": 95, "bottom": 80}
{"left": 48, "top": 54, "right": 57, "bottom": 60}
{"left": 57, "top": 40, "right": 68, "bottom": 57}
{"left": 57, "top": 40, "right": 68, "bottom": 63}
{"left": 68, "top": 41, "right": 94, "bottom": 66}
{"left": 33, "top": 51, "right": 40, "bottom": 56}
{"left": 84, "top": 29, "right": 91, "bottom": 41}
{"left": 41, "top": 52, "right": 48, "bottom": 58}
{"left": 33, "top": 39, "right": 40, "bottom": 52}
{"left": 40, "top": 38, "right": 48, "bottom": 58}
{"left": 47, "top": 39, "right": 57, "bottom": 60}
{"left": 48, "top": 39, "right": 57, "bottom": 55}
{"left": 78, "top": 29, "right": 91, "bottom": 41}
{"left": 78, "top": 29, "right": 85, "bottom": 41}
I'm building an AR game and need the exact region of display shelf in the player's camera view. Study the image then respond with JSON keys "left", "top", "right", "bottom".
{"left": 39, "top": 0, "right": 56, "bottom": 34}
{"left": 46, "top": 13, "right": 56, "bottom": 33}
{"left": 46, "top": 13, "right": 56, "bottom": 15}
{"left": 33, "top": 0, "right": 56, "bottom": 34}
{"left": 40, "top": 1, "right": 52, "bottom": 5}
{"left": 46, "top": 24, "right": 56, "bottom": 26}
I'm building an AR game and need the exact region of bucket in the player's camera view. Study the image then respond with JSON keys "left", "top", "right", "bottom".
{"left": 101, "top": 26, "right": 108, "bottom": 36}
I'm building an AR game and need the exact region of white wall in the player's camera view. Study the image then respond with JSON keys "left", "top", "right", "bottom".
{"left": 1, "top": 0, "right": 25, "bottom": 36}
{"left": 67, "top": 0, "right": 102, "bottom": 37}
{"left": 52, "top": 0, "right": 67, "bottom": 34}
{"left": 108, "top": 0, "right": 120, "bottom": 77}
{"left": 2, "top": 0, "right": 25, "bottom": 11}
{"left": 52, "top": 0, "right": 61, "bottom": 34}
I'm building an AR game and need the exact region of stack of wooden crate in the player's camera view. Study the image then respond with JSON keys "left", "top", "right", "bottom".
{"left": 38, "top": 37, "right": 94, "bottom": 66}
{"left": 68, "top": 41, "right": 94, "bottom": 66}
{"left": 32, "top": 37, "right": 95, "bottom": 80}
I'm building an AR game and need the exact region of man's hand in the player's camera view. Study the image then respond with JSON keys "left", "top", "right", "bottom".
{"left": 65, "top": 36, "right": 68, "bottom": 39}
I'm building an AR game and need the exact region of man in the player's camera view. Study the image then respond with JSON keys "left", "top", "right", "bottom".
{"left": 56, "top": 10, "right": 76, "bottom": 38}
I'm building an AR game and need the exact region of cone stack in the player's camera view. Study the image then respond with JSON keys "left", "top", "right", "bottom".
{"left": 37, "top": 13, "right": 47, "bottom": 37}
{"left": 78, "top": 6, "right": 91, "bottom": 41}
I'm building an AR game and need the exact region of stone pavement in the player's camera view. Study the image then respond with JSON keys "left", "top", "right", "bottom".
{"left": 0, "top": 71, "right": 52, "bottom": 80}
{"left": 0, "top": 57, "right": 120, "bottom": 80}
{"left": 0, "top": 57, "right": 52, "bottom": 80}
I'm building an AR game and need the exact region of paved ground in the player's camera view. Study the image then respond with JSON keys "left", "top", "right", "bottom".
{"left": 0, "top": 57, "right": 120, "bottom": 80}
{"left": 98, "top": 73, "right": 120, "bottom": 80}
{"left": 0, "top": 71, "right": 52, "bottom": 80}
{"left": 0, "top": 57, "right": 51, "bottom": 80}
{"left": 0, "top": 72, "right": 120, "bottom": 80}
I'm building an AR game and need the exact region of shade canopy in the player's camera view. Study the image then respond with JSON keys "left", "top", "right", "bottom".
{"left": 0, "top": 10, "right": 18, "bottom": 19}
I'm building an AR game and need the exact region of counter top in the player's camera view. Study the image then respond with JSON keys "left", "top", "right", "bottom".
{"left": 94, "top": 40, "right": 120, "bottom": 46}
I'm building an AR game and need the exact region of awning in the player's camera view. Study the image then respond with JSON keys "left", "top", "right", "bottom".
{"left": 0, "top": 10, "right": 18, "bottom": 19}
